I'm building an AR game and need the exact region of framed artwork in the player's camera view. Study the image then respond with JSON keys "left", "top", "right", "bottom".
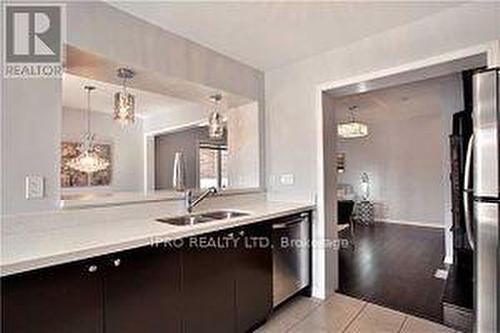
{"left": 61, "top": 142, "right": 112, "bottom": 187}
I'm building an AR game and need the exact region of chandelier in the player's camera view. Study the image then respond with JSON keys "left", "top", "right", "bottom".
{"left": 337, "top": 105, "right": 368, "bottom": 139}
{"left": 114, "top": 68, "right": 135, "bottom": 125}
{"left": 208, "top": 94, "right": 225, "bottom": 139}
{"left": 67, "top": 86, "right": 110, "bottom": 173}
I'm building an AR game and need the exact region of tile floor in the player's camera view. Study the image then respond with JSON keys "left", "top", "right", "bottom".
{"left": 257, "top": 294, "right": 458, "bottom": 333}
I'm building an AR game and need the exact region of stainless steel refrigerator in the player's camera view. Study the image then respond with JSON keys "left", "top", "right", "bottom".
{"left": 465, "top": 68, "right": 499, "bottom": 332}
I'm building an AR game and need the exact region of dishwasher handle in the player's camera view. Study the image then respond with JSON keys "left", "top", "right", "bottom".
{"left": 272, "top": 217, "right": 306, "bottom": 230}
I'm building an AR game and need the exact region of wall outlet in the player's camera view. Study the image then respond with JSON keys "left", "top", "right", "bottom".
{"left": 280, "top": 174, "right": 295, "bottom": 186}
{"left": 25, "top": 175, "right": 44, "bottom": 199}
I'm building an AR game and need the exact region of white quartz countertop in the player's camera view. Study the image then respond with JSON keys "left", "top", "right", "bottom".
{"left": 1, "top": 194, "right": 314, "bottom": 277}
{"left": 60, "top": 188, "right": 263, "bottom": 209}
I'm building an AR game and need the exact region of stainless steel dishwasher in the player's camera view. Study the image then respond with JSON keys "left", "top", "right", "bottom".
{"left": 272, "top": 212, "right": 310, "bottom": 307}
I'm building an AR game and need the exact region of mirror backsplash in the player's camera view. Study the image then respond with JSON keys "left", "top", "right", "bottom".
{"left": 61, "top": 73, "right": 260, "bottom": 206}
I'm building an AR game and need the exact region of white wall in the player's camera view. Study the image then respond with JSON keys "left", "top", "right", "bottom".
{"left": 143, "top": 104, "right": 206, "bottom": 135}
{"left": 227, "top": 102, "right": 260, "bottom": 188}
{"left": 339, "top": 115, "right": 445, "bottom": 224}
{"left": 2, "top": 79, "right": 62, "bottom": 214}
{"left": 61, "top": 108, "right": 144, "bottom": 192}
{"left": 319, "top": 92, "right": 339, "bottom": 296}
{"left": 265, "top": 2, "right": 499, "bottom": 297}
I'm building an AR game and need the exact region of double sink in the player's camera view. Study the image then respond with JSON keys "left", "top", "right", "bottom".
{"left": 156, "top": 210, "right": 250, "bottom": 226}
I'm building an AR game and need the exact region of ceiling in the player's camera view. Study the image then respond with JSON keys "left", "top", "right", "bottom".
{"left": 334, "top": 73, "right": 462, "bottom": 123}
{"left": 109, "top": 2, "right": 461, "bottom": 70}
{"left": 62, "top": 73, "right": 201, "bottom": 118}
{"left": 65, "top": 46, "right": 253, "bottom": 109}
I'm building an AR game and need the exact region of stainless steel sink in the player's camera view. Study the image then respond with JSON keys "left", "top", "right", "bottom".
{"left": 156, "top": 214, "right": 216, "bottom": 226}
{"left": 156, "top": 210, "right": 249, "bottom": 226}
{"left": 202, "top": 210, "right": 249, "bottom": 220}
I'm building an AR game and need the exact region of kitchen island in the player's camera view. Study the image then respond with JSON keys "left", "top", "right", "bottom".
{"left": 1, "top": 193, "right": 314, "bottom": 333}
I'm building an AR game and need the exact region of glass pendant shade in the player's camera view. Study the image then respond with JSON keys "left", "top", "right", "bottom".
{"left": 67, "top": 151, "right": 109, "bottom": 173}
{"left": 337, "top": 121, "right": 369, "bottom": 138}
{"left": 208, "top": 94, "right": 225, "bottom": 139}
{"left": 114, "top": 91, "right": 135, "bottom": 125}
{"left": 67, "top": 139, "right": 109, "bottom": 173}
{"left": 114, "top": 68, "right": 135, "bottom": 125}
{"left": 337, "top": 105, "right": 368, "bottom": 139}
{"left": 209, "top": 111, "right": 224, "bottom": 139}
{"left": 68, "top": 86, "right": 110, "bottom": 173}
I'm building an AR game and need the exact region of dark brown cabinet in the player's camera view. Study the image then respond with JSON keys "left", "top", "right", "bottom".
{"left": 2, "top": 220, "right": 278, "bottom": 333}
{"left": 182, "top": 230, "right": 237, "bottom": 333}
{"left": 235, "top": 223, "right": 272, "bottom": 333}
{"left": 182, "top": 223, "right": 272, "bottom": 333}
{"left": 1, "top": 259, "right": 104, "bottom": 333}
{"left": 1, "top": 247, "right": 182, "bottom": 333}
{"left": 104, "top": 247, "right": 182, "bottom": 333}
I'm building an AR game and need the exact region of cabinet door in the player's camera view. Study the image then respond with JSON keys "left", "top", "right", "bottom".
{"left": 1, "top": 261, "right": 103, "bottom": 333}
{"left": 104, "top": 246, "right": 182, "bottom": 333}
{"left": 235, "top": 223, "right": 273, "bottom": 333}
{"left": 182, "top": 230, "right": 237, "bottom": 333}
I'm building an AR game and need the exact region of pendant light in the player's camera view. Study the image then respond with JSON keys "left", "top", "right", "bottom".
{"left": 208, "top": 94, "right": 225, "bottom": 139}
{"left": 337, "top": 105, "right": 369, "bottom": 139}
{"left": 67, "top": 86, "right": 110, "bottom": 173}
{"left": 114, "top": 68, "right": 135, "bottom": 125}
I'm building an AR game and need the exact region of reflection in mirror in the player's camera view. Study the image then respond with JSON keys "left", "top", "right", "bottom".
{"left": 152, "top": 100, "right": 260, "bottom": 191}
{"left": 155, "top": 125, "right": 228, "bottom": 191}
{"left": 199, "top": 140, "right": 228, "bottom": 189}
{"left": 61, "top": 73, "right": 260, "bottom": 206}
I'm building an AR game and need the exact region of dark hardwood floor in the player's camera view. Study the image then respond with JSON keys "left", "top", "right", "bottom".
{"left": 338, "top": 222, "right": 447, "bottom": 323}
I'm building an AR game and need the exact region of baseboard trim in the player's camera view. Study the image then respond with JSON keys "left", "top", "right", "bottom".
{"left": 375, "top": 219, "right": 445, "bottom": 229}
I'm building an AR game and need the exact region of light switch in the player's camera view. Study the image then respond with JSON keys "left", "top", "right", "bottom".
{"left": 280, "top": 174, "right": 294, "bottom": 185}
{"left": 25, "top": 175, "right": 44, "bottom": 199}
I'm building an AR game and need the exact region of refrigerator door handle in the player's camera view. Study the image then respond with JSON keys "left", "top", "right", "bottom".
{"left": 463, "top": 134, "right": 475, "bottom": 250}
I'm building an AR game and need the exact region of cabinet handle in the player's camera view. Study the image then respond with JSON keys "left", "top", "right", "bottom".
{"left": 88, "top": 265, "right": 98, "bottom": 273}
{"left": 239, "top": 230, "right": 245, "bottom": 237}
{"left": 113, "top": 258, "right": 121, "bottom": 267}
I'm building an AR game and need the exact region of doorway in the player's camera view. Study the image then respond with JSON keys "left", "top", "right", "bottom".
{"left": 318, "top": 49, "right": 493, "bottom": 326}
{"left": 332, "top": 73, "right": 465, "bottom": 322}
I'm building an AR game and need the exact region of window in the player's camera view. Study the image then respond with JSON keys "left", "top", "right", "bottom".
{"left": 199, "top": 143, "right": 228, "bottom": 189}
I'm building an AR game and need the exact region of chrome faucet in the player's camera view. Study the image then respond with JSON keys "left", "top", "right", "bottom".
{"left": 185, "top": 187, "right": 217, "bottom": 214}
